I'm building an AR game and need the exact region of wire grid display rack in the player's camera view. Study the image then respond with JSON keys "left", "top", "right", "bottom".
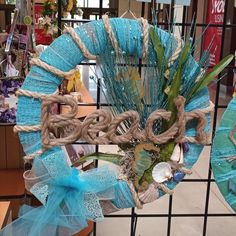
{"left": 57, "top": 0, "right": 236, "bottom": 235}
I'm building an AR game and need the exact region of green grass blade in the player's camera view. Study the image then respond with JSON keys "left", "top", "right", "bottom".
{"left": 167, "top": 41, "right": 191, "bottom": 118}
{"left": 72, "top": 152, "right": 122, "bottom": 166}
{"left": 179, "top": 41, "right": 191, "bottom": 66}
{"left": 187, "top": 54, "right": 234, "bottom": 100}
{"left": 150, "top": 27, "right": 167, "bottom": 73}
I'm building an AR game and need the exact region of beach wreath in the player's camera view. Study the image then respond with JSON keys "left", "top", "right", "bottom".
{"left": 1, "top": 15, "right": 233, "bottom": 235}
{"left": 211, "top": 95, "right": 236, "bottom": 212}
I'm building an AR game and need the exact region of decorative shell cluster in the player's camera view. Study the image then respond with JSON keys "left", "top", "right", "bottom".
{"left": 135, "top": 143, "right": 189, "bottom": 204}
{"left": 152, "top": 143, "right": 189, "bottom": 184}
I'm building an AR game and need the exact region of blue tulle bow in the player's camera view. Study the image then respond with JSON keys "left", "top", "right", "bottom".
{"left": 0, "top": 161, "right": 118, "bottom": 236}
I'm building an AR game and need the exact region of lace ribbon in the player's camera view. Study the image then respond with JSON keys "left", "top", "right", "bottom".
{"left": 0, "top": 158, "right": 118, "bottom": 236}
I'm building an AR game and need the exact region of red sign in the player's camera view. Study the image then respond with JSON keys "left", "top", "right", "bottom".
{"left": 203, "top": 0, "right": 225, "bottom": 66}
{"left": 34, "top": 4, "right": 53, "bottom": 45}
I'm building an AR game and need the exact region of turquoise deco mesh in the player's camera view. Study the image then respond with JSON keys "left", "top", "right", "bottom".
{"left": 211, "top": 96, "right": 236, "bottom": 211}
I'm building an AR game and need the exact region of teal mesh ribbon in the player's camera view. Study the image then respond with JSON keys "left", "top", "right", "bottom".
{"left": 211, "top": 96, "right": 236, "bottom": 212}
{"left": 0, "top": 151, "right": 118, "bottom": 236}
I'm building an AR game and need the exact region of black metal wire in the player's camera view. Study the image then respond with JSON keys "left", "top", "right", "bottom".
{"left": 56, "top": 1, "right": 236, "bottom": 235}
{"left": 130, "top": 208, "right": 136, "bottom": 236}
{"left": 57, "top": 0, "right": 62, "bottom": 36}
{"left": 92, "top": 7, "right": 103, "bottom": 236}
{"left": 104, "top": 213, "right": 236, "bottom": 218}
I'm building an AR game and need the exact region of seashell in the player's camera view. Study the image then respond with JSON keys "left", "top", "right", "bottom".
{"left": 138, "top": 184, "right": 159, "bottom": 204}
{"left": 152, "top": 162, "right": 172, "bottom": 183}
{"left": 179, "top": 146, "right": 184, "bottom": 164}
{"left": 170, "top": 144, "right": 181, "bottom": 162}
{"left": 170, "top": 144, "right": 184, "bottom": 164}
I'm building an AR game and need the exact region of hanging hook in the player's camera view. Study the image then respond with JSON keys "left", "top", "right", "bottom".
{"left": 120, "top": 0, "right": 137, "bottom": 19}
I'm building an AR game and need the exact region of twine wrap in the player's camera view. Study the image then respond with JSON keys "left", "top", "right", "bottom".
{"left": 30, "top": 58, "right": 78, "bottom": 80}
{"left": 139, "top": 17, "right": 149, "bottom": 61}
{"left": 102, "top": 14, "right": 149, "bottom": 60}
{"left": 23, "top": 150, "right": 43, "bottom": 163}
{"left": 154, "top": 182, "right": 174, "bottom": 195}
{"left": 102, "top": 14, "right": 121, "bottom": 56}
{"left": 63, "top": 27, "right": 96, "bottom": 60}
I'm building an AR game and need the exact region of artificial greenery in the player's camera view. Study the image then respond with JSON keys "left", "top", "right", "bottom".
{"left": 74, "top": 22, "right": 233, "bottom": 191}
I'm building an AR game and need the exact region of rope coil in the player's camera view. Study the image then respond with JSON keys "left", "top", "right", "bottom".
{"left": 15, "top": 91, "right": 214, "bottom": 149}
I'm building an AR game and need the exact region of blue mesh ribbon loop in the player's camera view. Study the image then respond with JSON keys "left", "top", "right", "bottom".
{"left": 0, "top": 164, "right": 118, "bottom": 236}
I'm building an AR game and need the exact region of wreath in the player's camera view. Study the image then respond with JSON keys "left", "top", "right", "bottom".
{"left": 211, "top": 95, "right": 236, "bottom": 212}
{"left": 0, "top": 16, "right": 233, "bottom": 235}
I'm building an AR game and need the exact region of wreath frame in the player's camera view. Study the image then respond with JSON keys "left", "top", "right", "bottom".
{"left": 0, "top": 16, "right": 217, "bottom": 235}
{"left": 211, "top": 96, "right": 236, "bottom": 212}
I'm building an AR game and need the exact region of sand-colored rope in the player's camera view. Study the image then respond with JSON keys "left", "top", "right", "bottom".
{"left": 14, "top": 88, "right": 58, "bottom": 133}
{"left": 14, "top": 92, "right": 214, "bottom": 149}
{"left": 145, "top": 97, "right": 213, "bottom": 145}
{"left": 107, "top": 110, "right": 140, "bottom": 144}
{"left": 225, "top": 156, "right": 236, "bottom": 162}
{"left": 154, "top": 182, "right": 174, "bottom": 195}
{"left": 63, "top": 27, "right": 96, "bottom": 60}
{"left": 139, "top": 17, "right": 149, "bottom": 61}
{"left": 185, "top": 135, "right": 211, "bottom": 144}
{"left": 102, "top": 15, "right": 149, "bottom": 60}
{"left": 16, "top": 88, "right": 59, "bottom": 99}
{"left": 179, "top": 167, "right": 193, "bottom": 175}
{"left": 175, "top": 96, "right": 186, "bottom": 143}
{"left": 14, "top": 124, "right": 41, "bottom": 133}
{"left": 41, "top": 95, "right": 80, "bottom": 149}
{"left": 23, "top": 150, "right": 43, "bottom": 162}
{"left": 102, "top": 14, "right": 121, "bottom": 55}
{"left": 30, "top": 58, "right": 78, "bottom": 80}
{"left": 81, "top": 109, "right": 112, "bottom": 144}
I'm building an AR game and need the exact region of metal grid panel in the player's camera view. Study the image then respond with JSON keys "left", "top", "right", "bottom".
{"left": 57, "top": 0, "right": 236, "bottom": 235}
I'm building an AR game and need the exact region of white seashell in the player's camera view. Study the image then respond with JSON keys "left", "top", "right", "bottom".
{"left": 179, "top": 145, "right": 184, "bottom": 164}
{"left": 170, "top": 144, "right": 181, "bottom": 162}
{"left": 170, "top": 144, "right": 184, "bottom": 164}
{"left": 152, "top": 162, "right": 172, "bottom": 183}
{"left": 138, "top": 184, "right": 159, "bottom": 204}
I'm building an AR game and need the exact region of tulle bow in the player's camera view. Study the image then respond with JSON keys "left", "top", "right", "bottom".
{"left": 0, "top": 154, "right": 118, "bottom": 236}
